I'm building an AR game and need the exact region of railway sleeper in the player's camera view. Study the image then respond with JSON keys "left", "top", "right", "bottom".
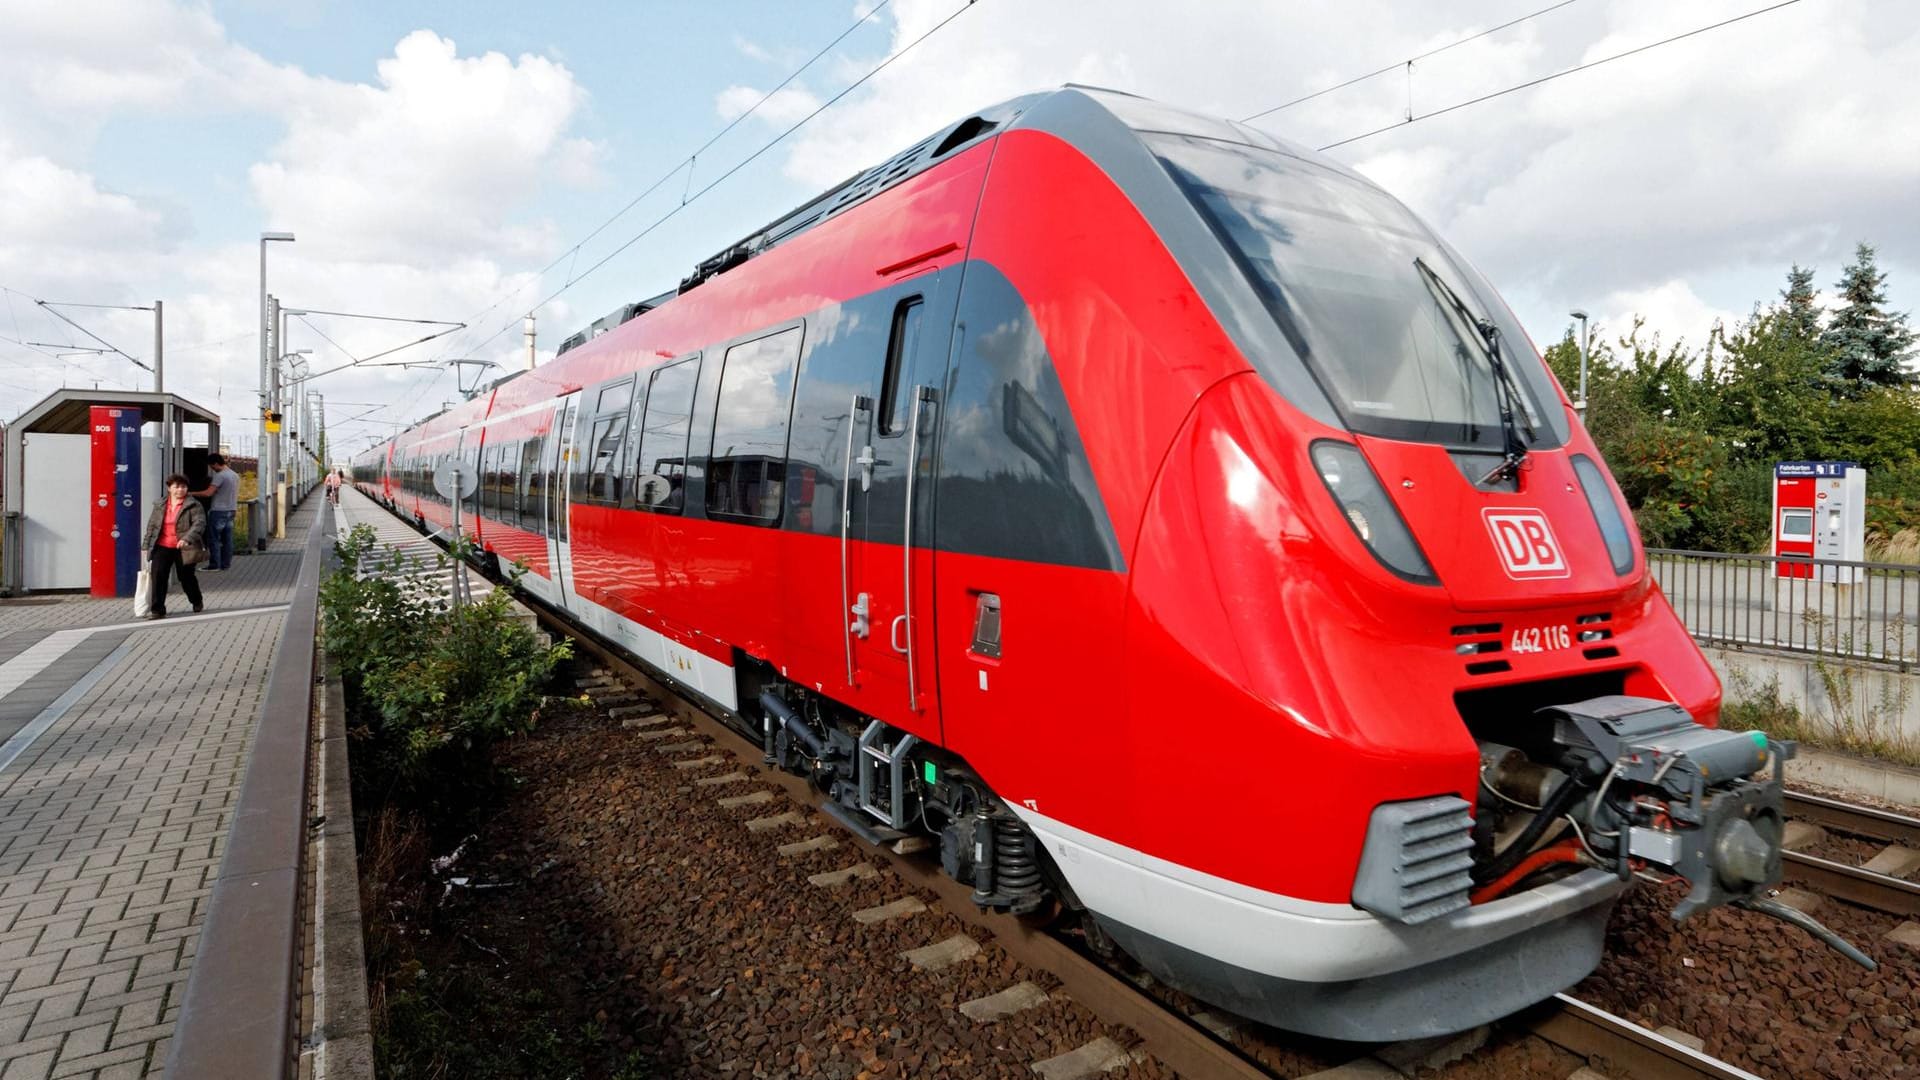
{"left": 747, "top": 665, "right": 1059, "bottom": 919}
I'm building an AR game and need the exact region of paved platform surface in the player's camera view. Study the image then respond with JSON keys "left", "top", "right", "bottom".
{"left": 0, "top": 502, "right": 320, "bottom": 1079}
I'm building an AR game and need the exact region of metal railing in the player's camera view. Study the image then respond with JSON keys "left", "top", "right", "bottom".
{"left": 1648, "top": 549, "right": 1919, "bottom": 669}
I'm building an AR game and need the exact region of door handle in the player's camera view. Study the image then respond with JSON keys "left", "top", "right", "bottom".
{"left": 890, "top": 613, "right": 909, "bottom": 655}
{"left": 901, "top": 385, "right": 934, "bottom": 710}
{"left": 856, "top": 445, "right": 876, "bottom": 493}
{"left": 841, "top": 394, "right": 871, "bottom": 687}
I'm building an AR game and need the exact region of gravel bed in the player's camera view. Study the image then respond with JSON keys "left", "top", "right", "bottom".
{"left": 451, "top": 692, "right": 1172, "bottom": 1079}
{"left": 1574, "top": 879, "right": 1919, "bottom": 1079}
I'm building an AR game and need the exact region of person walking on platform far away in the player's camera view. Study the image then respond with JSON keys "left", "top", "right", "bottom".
{"left": 192, "top": 453, "right": 239, "bottom": 571}
{"left": 325, "top": 468, "right": 342, "bottom": 505}
{"left": 143, "top": 473, "right": 207, "bottom": 620}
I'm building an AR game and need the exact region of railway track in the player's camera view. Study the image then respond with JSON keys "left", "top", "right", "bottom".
{"left": 530, "top": 589, "right": 1768, "bottom": 1080}
{"left": 1781, "top": 791, "right": 1920, "bottom": 918}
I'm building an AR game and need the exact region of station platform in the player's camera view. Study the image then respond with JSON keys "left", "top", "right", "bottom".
{"left": 0, "top": 499, "right": 323, "bottom": 1079}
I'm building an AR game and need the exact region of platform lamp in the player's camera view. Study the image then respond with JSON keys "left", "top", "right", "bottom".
{"left": 1570, "top": 309, "right": 1590, "bottom": 421}
{"left": 258, "top": 232, "right": 294, "bottom": 548}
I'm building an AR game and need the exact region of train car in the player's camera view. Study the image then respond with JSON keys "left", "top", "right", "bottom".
{"left": 369, "top": 86, "right": 1838, "bottom": 1039}
{"left": 349, "top": 437, "right": 394, "bottom": 503}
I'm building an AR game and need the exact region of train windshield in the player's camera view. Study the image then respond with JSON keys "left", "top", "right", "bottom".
{"left": 1149, "top": 132, "right": 1557, "bottom": 449}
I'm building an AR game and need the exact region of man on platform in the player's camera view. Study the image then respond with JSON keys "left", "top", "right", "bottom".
{"left": 192, "top": 454, "right": 239, "bottom": 571}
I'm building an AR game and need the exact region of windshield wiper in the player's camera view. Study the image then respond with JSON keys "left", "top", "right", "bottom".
{"left": 1413, "top": 257, "right": 1531, "bottom": 485}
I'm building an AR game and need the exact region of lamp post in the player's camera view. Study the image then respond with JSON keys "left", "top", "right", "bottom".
{"left": 1569, "top": 309, "right": 1590, "bottom": 422}
{"left": 259, "top": 232, "right": 294, "bottom": 547}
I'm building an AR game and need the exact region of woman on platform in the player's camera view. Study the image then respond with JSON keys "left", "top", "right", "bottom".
{"left": 142, "top": 473, "right": 208, "bottom": 620}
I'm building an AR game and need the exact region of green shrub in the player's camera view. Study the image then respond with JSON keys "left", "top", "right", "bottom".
{"left": 322, "top": 525, "right": 569, "bottom": 810}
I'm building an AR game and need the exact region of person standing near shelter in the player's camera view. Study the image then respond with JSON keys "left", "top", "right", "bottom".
{"left": 192, "top": 453, "right": 239, "bottom": 571}
{"left": 142, "top": 474, "right": 207, "bottom": 620}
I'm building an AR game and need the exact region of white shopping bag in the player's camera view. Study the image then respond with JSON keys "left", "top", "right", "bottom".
{"left": 132, "top": 570, "right": 151, "bottom": 618}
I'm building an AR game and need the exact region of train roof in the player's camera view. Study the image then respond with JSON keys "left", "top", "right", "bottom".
{"left": 549, "top": 85, "right": 1317, "bottom": 358}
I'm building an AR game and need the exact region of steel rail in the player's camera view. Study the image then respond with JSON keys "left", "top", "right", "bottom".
{"left": 1780, "top": 850, "right": 1920, "bottom": 918}
{"left": 1525, "top": 994, "right": 1768, "bottom": 1080}
{"left": 1785, "top": 790, "right": 1920, "bottom": 849}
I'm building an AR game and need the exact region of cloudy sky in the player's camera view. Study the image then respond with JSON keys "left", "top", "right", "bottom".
{"left": 0, "top": 0, "right": 1913, "bottom": 460}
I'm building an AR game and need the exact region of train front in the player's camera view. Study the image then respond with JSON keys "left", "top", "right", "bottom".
{"left": 1025, "top": 91, "right": 1854, "bottom": 1041}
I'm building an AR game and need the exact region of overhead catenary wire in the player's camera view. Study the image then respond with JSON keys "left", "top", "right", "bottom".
{"left": 449, "top": 0, "right": 982, "bottom": 368}
{"left": 385, "top": 0, "right": 981, "bottom": 431}
{"left": 425, "top": 0, "right": 905, "bottom": 371}
{"left": 1313, "top": 0, "right": 1811, "bottom": 151}
{"left": 33, "top": 300, "right": 152, "bottom": 372}
{"left": 1240, "top": 0, "right": 1584, "bottom": 123}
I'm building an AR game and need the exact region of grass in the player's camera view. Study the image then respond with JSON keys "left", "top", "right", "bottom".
{"left": 1869, "top": 527, "right": 1920, "bottom": 566}
{"left": 1720, "top": 669, "right": 1920, "bottom": 769}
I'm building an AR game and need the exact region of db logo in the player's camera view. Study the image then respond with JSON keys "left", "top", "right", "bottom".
{"left": 1483, "top": 509, "right": 1568, "bottom": 579}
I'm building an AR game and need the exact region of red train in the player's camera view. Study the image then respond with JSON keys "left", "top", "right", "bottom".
{"left": 354, "top": 87, "right": 1816, "bottom": 1039}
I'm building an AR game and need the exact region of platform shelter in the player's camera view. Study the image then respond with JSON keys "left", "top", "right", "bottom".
{"left": 2, "top": 390, "right": 221, "bottom": 596}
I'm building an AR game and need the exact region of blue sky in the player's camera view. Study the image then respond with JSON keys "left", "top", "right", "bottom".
{"left": 2, "top": 0, "right": 1915, "bottom": 458}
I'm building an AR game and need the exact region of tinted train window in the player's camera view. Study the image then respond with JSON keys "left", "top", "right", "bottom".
{"left": 524, "top": 436, "right": 546, "bottom": 535}
{"left": 708, "top": 328, "right": 802, "bottom": 524}
{"left": 634, "top": 358, "right": 699, "bottom": 513}
{"left": 1149, "top": 132, "right": 1557, "bottom": 450}
{"left": 584, "top": 414, "right": 628, "bottom": 504}
{"left": 596, "top": 380, "right": 633, "bottom": 416}
{"left": 879, "top": 300, "right": 922, "bottom": 437}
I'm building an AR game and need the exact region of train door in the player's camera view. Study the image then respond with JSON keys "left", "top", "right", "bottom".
{"left": 543, "top": 394, "right": 581, "bottom": 605}
{"left": 845, "top": 270, "right": 959, "bottom": 737}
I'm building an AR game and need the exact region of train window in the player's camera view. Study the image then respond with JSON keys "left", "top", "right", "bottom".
{"left": 635, "top": 357, "right": 700, "bottom": 513}
{"left": 585, "top": 414, "right": 628, "bottom": 504}
{"left": 486, "top": 445, "right": 503, "bottom": 515}
{"left": 879, "top": 299, "right": 922, "bottom": 437}
{"left": 596, "top": 379, "right": 633, "bottom": 417}
{"left": 521, "top": 437, "right": 544, "bottom": 534}
{"left": 709, "top": 327, "right": 802, "bottom": 524}
{"left": 1148, "top": 132, "right": 1558, "bottom": 451}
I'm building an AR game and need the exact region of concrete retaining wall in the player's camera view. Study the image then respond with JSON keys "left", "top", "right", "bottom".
{"left": 1703, "top": 645, "right": 1920, "bottom": 747}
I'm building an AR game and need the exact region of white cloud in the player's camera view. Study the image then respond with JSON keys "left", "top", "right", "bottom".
{"left": 0, "top": 7, "right": 602, "bottom": 440}
{"left": 739, "top": 0, "right": 1920, "bottom": 353}
{"left": 250, "top": 30, "right": 600, "bottom": 264}
{"left": 1594, "top": 279, "right": 1744, "bottom": 354}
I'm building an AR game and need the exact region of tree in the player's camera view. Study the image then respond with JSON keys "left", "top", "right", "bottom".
{"left": 1821, "top": 242, "right": 1916, "bottom": 389}
{"left": 1779, "top": 263, "right": 1823, "bottom": 346}
{"left": 1714, "top": 307, "right": 1830, "bottom": 461}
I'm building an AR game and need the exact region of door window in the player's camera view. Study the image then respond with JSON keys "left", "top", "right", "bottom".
{"left": 709, "top": 328, "right": 802, "bottom": 524}
{"left": 634, "top": 358, "right": 699, "bottom": 513}
{"left": 879, "top": 299, "right": 923, "bottom": 437}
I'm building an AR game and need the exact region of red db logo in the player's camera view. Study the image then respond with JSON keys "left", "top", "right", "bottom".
{"left": 1483, "top": 509, "right": 1568, "bottom": 579}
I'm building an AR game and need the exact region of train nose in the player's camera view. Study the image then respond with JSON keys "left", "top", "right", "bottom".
{"left": 1349, "top": 436, "right": 1640, "bottom": 610}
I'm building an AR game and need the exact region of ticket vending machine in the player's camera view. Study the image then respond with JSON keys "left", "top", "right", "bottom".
{"left": 1773, "top": 461, "right": 1865, "bottom": 582}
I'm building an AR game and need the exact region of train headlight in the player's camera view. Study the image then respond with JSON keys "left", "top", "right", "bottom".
{"left": 1312, "top": 441, "right": 1437, "bottom": 585}
{"left": 1571, "top": 454, "right": 1635, "bottom": 575}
